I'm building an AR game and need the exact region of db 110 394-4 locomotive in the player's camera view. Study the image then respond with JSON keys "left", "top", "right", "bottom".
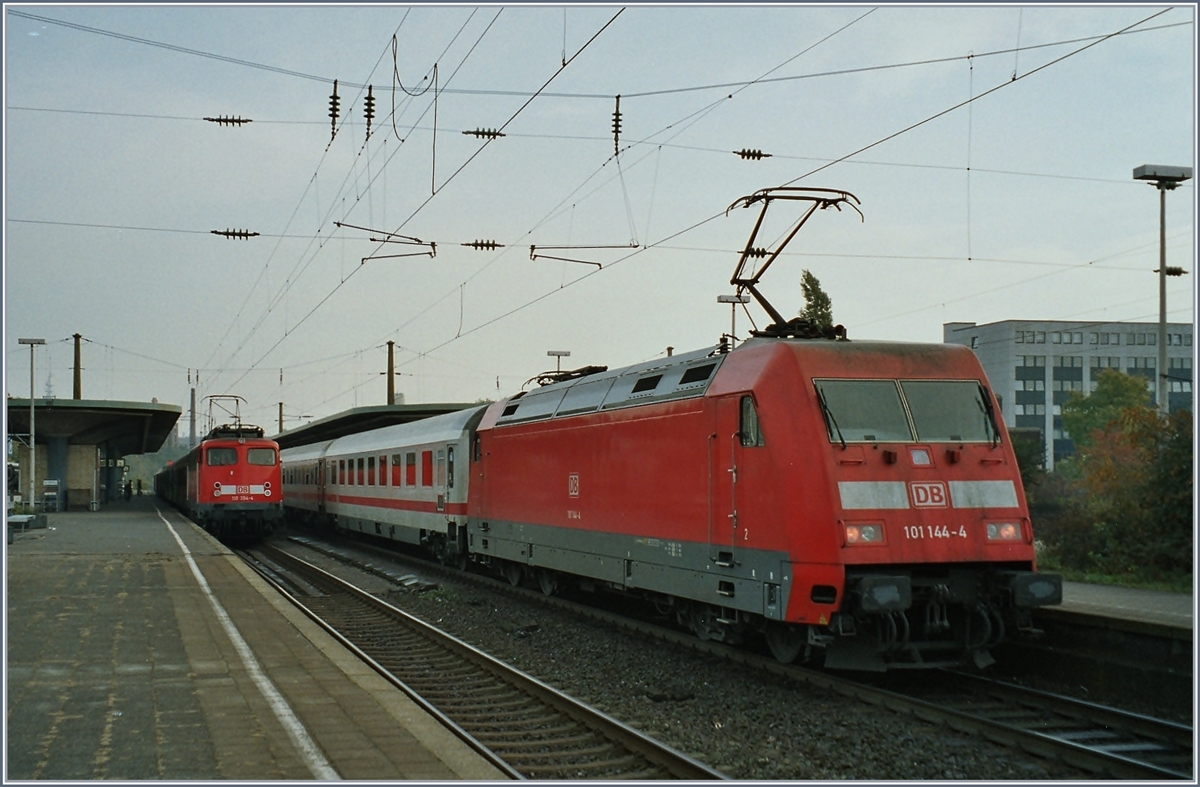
{"left": 156, "top": 423, "right": 283, "bottom": 542}
{"left": 281, "top": 336, "right": 1062, "bottom": 671}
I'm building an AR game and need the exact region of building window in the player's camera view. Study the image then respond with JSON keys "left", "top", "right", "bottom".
{"left": 1089, "top": 332, "right": 1099, "bottom": 345}
{"left": 1073, "top": 332, "right": 1083, "bottom": 344}
{"left": 1052, "top": 332, "right": 1062, "bottom": 344}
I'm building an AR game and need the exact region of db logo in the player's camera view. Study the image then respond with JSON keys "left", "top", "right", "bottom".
{"left": 567, "top": 473, "right": 580, "bottom": 498}
{"left": 910, "top": 481, "right": 948, "bottom": 507}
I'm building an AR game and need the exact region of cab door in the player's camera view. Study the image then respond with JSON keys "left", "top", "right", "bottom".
{"left": 709, "top": 396, "right": 742, "bottom": 567}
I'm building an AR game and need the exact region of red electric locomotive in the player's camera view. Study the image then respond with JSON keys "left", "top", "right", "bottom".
{"left": 469, "top": 337, "right": 1061, "bottom": 670}
{"left": 155, "top": 423, "right": 283, "bottom": 542}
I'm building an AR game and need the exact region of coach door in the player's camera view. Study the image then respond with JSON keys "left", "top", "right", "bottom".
{"left": 709, "top": 396, "right": 742, "bottom": 567}
{"left": 316, "top": 460, "right": 327, "bottom": 514}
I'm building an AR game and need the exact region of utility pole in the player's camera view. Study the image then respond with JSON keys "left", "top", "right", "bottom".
{"left": 73, "top": 333, "right": 82, "bottom": 399}
{"left": 387, "top": 341, "right": 396, "bottom": 406}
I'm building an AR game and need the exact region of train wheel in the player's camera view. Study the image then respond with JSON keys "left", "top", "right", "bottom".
{"left": 537, "top": 569, "right": 558, "bottom": 596}
{"left": 503, "top": 562, "right": 523, "bottom": 586}
{"left": 765, "top": 622, "right": 805, "bottom": 664}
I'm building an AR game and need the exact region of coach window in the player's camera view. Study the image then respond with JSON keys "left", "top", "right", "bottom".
{"left": 207, "top": 447, "right": 237, "bottom": 466}
{"left": 357, "top": 457, "right": 365, "bottom": 485}
{"left": 406, "top": 452, "right": 417, "bottom": 486}
{"left": 436, "top": 449, "right": 446, "bottom": 488}
{"left": 338, "top": 459, "right": 346, "bottom": 485}
{"left": 740, "top": 396, "right": 765, "bottom": 447}
{"left": 379, "top": 455, "right": 388, "bottom": 486}
{"left": 422, "top": 451, "right": 434, "bottom": 487}
{"left": 367, "top": 456, "right": 376, "bottom": 485}
{"left": 247, "top": 448, "right": 276, "bottom": 466}
{"left": 391, "top": 454, "right": 402, "bottom": 486}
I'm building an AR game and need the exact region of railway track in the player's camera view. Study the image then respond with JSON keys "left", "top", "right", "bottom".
{"left": 240, "top": 543, "right": 728, "bottom": 781}
{"left": 872, "top": 670, "right": 1194, "bottom": 780}
{"left": 273, "top": 532, "right": 1194, "bottom": 781}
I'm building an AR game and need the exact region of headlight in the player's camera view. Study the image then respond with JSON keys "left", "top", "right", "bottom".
{"left": 845, "top": 523, "right": 884, "bottom": 545}
{"left": 986, "top": 522, "right": 1022, "bottom": 541}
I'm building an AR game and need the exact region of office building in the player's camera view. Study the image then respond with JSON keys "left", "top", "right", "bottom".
{"left": 944, "top": 320, "right": 1193, "bottom": 470}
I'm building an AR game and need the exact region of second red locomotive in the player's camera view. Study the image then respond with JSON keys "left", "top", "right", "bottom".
{"left": 155, "top": 423, "right": 283, "bottom": 542}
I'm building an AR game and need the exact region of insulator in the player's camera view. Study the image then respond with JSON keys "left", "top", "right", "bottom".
{"left": 612, "top": 95, "right": 622, "bottom": 155}
{"left": 210, "top": 229, "right": 260, "bottom": 240}
{"left": 463, "top": 128, "right": 505, "bottom": 139}
{"left": 204, "top": 115, "right": 251, "bottom": 126}
{"left": 364, "top": 85, "right": 375, "bottom": 136}
{"left": 735, "top": 149, "right": 771, "bottom": 160}
{"left": 328, "top": 79, "right": 340, "bottom": 141}
{"left": 463, "top": 239, "right": 502, "bottom": 251}
{"left": 744, "top": 247, "right": 768, "bottom": 258}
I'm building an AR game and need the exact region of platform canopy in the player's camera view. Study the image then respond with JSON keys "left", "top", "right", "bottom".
{"left": 272, "top": 402, "right": 480, "bottom": 449}
{"left": 7, "top": 398, "right": 182, "bottom": 456}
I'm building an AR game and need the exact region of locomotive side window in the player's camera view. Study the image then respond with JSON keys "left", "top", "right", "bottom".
{"left": 447, "top": 446, "right": 455, "bottom": 488}
{"left": 740, "top": 396, "right": 765, "bottom": 447}
{"left": 207, "top": 447, "right": 237, "bottom": 466}
{"left": 814, "top": 379, "right": 913, "bottom": 443}
{"left": 901, "top": 380, "right": 995, "bottom": 443}
{"left": 247, "top": 448, "right": 276, "bottom": 466}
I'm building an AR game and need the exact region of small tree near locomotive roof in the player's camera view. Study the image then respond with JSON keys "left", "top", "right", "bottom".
{"left": 799, "top": 269, "right": 833, "bottom": 329}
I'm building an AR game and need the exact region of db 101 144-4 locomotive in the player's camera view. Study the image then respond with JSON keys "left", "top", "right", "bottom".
{"left": 281, "top": 336, "right": 1062, "bottom": 671}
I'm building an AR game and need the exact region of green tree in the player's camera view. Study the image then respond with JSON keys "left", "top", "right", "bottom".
{"left": 1038, "top": 404, "right": 1193, "bottom": 582}
{"left": 1061, "top": 369, "right": 1152, "bottom": 450}
{"left": 799, "top": 269, "right": 833, "bottom": 328}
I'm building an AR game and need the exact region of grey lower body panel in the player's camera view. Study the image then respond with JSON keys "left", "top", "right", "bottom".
{"left": 468, "top": 517, "right": 792, "bottom": 619}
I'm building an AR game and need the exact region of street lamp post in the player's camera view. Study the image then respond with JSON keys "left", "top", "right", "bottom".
{"left": 1133, "top": 165, "right": 1192, "bottom": 415}
{"left": 18, "top": 338, "right": 46, "bottom": 511}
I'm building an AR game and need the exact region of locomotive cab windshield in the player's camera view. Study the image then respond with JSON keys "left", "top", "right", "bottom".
{"left": 814, "top": 378, "right": 999, "bottom": 444}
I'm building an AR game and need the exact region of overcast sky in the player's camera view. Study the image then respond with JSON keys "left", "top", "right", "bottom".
{"left": 4, "top": 3, "right": 1195, "bottom": 435}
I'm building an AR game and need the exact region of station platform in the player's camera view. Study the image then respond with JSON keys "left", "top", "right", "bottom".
{"left": 4, "top": 497, "right": 508, "bottom": 780}
{"left": 1059, "top": 579, "right": 1193, "bottom": 632}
